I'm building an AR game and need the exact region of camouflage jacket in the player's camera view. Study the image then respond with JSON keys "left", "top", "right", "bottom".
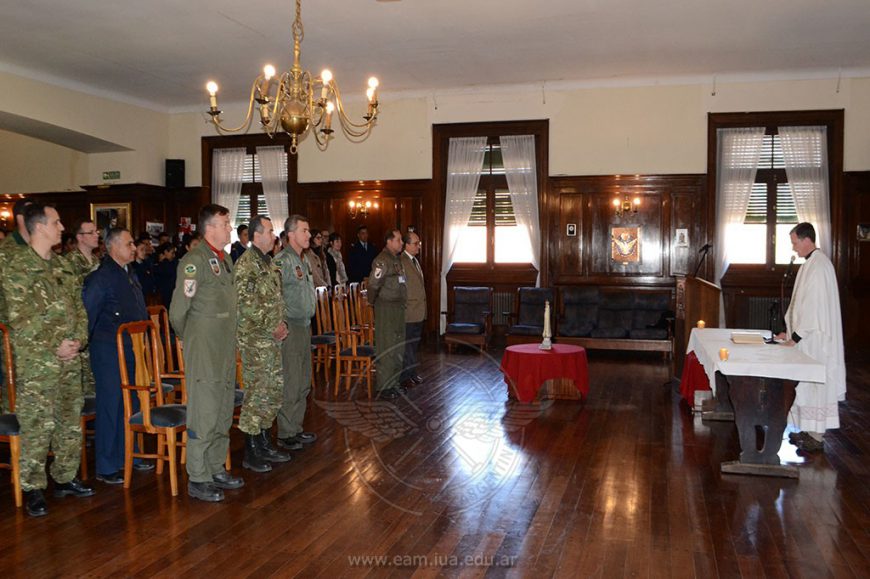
{"left": 274, "top": 246, "right": 316, "bottom": 325}
{"left": 65, "top": 249, "right": 100, "bottom": 286}
{"left": 0, "top": 246, "right": 88, "bottom": 354}
{"left": 0, "top": 232, "right": 28, "bottom": 324}
{"left": 234, "top": 246, "right": 284, "bottom": 344}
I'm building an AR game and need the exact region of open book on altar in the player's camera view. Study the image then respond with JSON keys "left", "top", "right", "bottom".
{"left": 730, "top": 331, "right": 766, "bottom": 344}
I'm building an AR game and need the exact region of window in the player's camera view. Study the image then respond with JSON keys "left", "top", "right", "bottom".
{"left": 728, "top": 131, "right": 802, "bottom": 266}
{"left": 234, "top": 151, "right": 286, "bottom": 226}
{"left": 451, "top": 140, "right": 535, "bottom": 264}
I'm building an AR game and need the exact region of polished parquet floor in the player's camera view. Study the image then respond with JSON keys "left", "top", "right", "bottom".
{"left": 0, "top": 343, "right": 868, "bottom": 578}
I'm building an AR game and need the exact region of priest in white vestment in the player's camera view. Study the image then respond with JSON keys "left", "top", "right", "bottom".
{"left": 776, "top": 222, "right": 847, "bottom": 452}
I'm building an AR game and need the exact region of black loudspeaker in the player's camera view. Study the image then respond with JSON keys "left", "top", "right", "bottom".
{"left": 165, "top": 159, "right": 185, "bottom": 189}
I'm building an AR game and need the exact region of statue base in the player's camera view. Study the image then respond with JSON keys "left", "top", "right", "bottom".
{"left": 539, "top": 338, "right": 552, "bottom": 351}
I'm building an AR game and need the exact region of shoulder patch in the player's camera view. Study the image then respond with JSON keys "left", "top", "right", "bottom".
{"left": 208, "top": 257, "right": 221, "bottom": 276}
{"left": 184, "top": 264, "right": 197, "bottom": 277}
{"left": 184, "top": 279, "right": 197, "bottom": 298}
{"left": 294, "top": 264, "right": 304, "bottom": 280}
{"left": 373, "top": 264, "right": 384, "bottom": 279}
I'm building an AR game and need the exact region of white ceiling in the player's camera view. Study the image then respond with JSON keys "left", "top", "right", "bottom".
{"left": 1, "top": 0, "right": 870, "bottom": 112}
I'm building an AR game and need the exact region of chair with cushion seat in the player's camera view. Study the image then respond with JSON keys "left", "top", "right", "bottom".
{"left": 558, "top": 286, "right": 600, "bottom": 338}
{"left": 311, "top": 286, "right": 336, "bottom": 385}
{"left": 118, "top": 321, "right": 187, "bottom": 496}
{"left": 0, "top": 323, "right": 22, "bottom": 508}
{"left": 506, "top": 287, "right": 555, "bottom": 345}
{"left": 147, "top": 305, "right": 183, "bottom": 403}
{"left": 332, "top": 293, "right": 374, "bottom": 398}
{"left": 443, "top": 286, "right": 493, "bottom": 354}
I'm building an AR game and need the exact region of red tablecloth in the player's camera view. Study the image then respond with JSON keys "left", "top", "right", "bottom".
{"left": 500, "top": 344, "right": 589, "bottom": 403}
{"left": 679, "top": 350, "right": 711, "bottom": 404}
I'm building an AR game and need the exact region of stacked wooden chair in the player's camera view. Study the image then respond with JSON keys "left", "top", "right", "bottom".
{"left": 332, "top": 293, "right": 375, "bottom": 398}
{"left": 0, "top": 323, "right": 22, "bottom": 507}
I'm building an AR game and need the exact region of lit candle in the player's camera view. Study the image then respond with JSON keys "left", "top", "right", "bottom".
{"left": 719, "top": 348, "right": 729, "bottom": 361}
{"left": 697, "top": 320, "right": 706, "bottom": 329}
{"left": 320, "top": 69, "right": 332, "bottom": 101}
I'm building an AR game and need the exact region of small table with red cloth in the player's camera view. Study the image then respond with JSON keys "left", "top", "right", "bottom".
{"left": 679, "top": 350, "right": 711, "bottom": 406}
{"left": 500, "top": 344, "right": 589, "bottom": 403}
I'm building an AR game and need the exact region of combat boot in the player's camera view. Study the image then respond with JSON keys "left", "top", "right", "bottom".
{"left": 242, "top": 433, "right": 272, "bottom": 472}
{"left": 259, "top": 430, "right": 293, "bottom": 463}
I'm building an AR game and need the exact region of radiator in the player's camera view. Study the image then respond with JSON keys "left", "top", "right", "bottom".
{"left": 492, "top": 291, "right": 514, "bottom": 326}
{"left": 741, "top": 296, "right": 790, "bottom": 333}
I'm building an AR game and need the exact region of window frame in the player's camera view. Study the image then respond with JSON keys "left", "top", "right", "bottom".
{"left": 707, "top": 110, "right": 844, "bottom": 278}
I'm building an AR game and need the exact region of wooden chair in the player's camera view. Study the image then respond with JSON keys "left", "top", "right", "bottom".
{"left": 443, "top": 286, "right": 493, "bottom": 354}
{"left": 147, "top": 305, "right": 183, "bottom": 403}
{"left": 117, "top": 321, "right": 187, "bottom": 496}
{"left": 79, "top": 394, "right": 95, "bottom": 481}
{"left": 0, "top": 323, "right": 22, "bottom": 508}
{"left": 358, "top": 289, "right": 375, "bottom": 346}
{"left": 505, "top": 287, "right": 555, "bottom": 346}
{"left": 332, "top": 294, "right": 374, "bottom": 398}
{"left": 311, "top": 286, "right": 336, "bottom": 384}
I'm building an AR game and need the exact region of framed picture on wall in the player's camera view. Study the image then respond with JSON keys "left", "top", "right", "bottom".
{"left": 611, "top": 226, "right": 641, "bottom": 263}
{"left": 674, "top": 228, "right": 689, "bottom": 247}
{"left": 90, "top": 202, "right": 131, "bottom": 239}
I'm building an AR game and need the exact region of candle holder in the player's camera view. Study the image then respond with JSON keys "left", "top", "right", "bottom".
{"left": 719, "top": 348, "right": 729, "bottom": 361}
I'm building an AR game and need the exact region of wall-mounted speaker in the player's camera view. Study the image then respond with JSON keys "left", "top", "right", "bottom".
{"left": 165, "top": 159, "right": 185, "bottom": 189}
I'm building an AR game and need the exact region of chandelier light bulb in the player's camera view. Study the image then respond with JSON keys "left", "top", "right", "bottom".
{"left": 206, "top": 81, "right": 219, "bottom": 96}
{"left": 368, "top": 77, "right": 379, "bottom": 89}
{"left": 321, "top": 69, "right": 333, "bottom": 84}
{"left": 326, "top": 101, "right": 335, "bottom": 114}
{"left": 612, "top": 198, "right": 620, "bottom": 208}
{"left": 263, "top": 64, "right": 276, "bottom": 80}
{"left": 633, "top": 197, "right": 641, "bottom": 206}
{"left": 365, "top": 200, "right": 372, "bottom": 209}
{"left": 366, "top": 87, "right": 375, "bottom": 102}
{"left": 349, "top": 200, "right": 356, "bottom": 209}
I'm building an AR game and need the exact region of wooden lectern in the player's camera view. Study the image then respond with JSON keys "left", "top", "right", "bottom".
{"left": 673, "top": 276, "right": 721, "bottom": 378}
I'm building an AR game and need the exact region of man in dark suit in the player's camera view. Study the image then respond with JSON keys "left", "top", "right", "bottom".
{"left": 82, "top": 228, "right": 150, "bottom": 484}
{"left": 230, "top": 224, "right": 248, "bottom": 263}
{"left": 347, "top": 225, "right": 379, "bottom": 283}
{"left": 400, "top": 230, "right": 426, "bottom": 387}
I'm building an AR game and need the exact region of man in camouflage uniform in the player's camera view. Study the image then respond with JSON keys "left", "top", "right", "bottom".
{"left": 0, "top": 203, "right": 95, "bottom": 517}
{"left": 0, "top": 199, "right": 31, "bottom": 412}
{"left": 235, "top": 216, "right": 292, "bottom": 472}
{"left": 368, "top": 229, "right": 408, "bottom": 400}
{"left": 274, "top": 215, "right": 318, "bottom": 450}
{"left": 66, "top": 219, "right": 101, "bottom": 397}
{"left": 169, "top": 204, "right": 243, "bottom": 503}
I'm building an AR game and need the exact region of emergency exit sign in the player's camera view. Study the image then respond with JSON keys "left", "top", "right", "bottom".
{"left": 102, "top": 171, "right": 121, "bottom": 180}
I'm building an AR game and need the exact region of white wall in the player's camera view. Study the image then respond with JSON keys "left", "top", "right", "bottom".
{"left": 2, "top": 71, "right": 870, "bottom": 194}
{"left": 0, "top": 129, "right": 88, "bottom": 194}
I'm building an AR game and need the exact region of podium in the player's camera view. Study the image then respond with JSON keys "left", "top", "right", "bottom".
{"left": 674, "top": 276, "right": 721, "bottom": 377}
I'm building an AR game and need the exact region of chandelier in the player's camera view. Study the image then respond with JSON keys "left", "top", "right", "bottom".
{"left": 205, "top": 0, "right": 380, "bottom": 154}
{"left": 348, "top": 198, "right": 379, "bottom": 220}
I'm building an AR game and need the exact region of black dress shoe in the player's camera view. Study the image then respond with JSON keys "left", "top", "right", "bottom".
{"left": 53, "top": 478, "right": 96, "bottom": 498}
{"left": 296, "top": 431, "right": 317, "bottom": 444}
{"left": 379, "top": 388, "right": 400, "bottom": 400}
{"left": 212, "top": 470, "right": 245, "bottom": 490}
{"left": 96, "top": 471, "right": 125, "bottom": 485}
{"left": 188, "top": 481, "right": 224, "bottom": 502}
{"left": 133, "top": 461, "right": 156, "bottom": 472}
{"left": 24, "top": 490, "right": 47, "bottom": 517}
{"left": 242, "top": 433, "right": 272, "bottom": 473}
{"left": 277, "top": 436, "right": 303, "bottom": 451}
{"left": 411, "top": 375, "right": 423, "bottom": 385}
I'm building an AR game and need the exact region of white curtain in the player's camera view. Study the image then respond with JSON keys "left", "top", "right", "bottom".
{"left": 500, "top": 135, "right": 541, "bottom": 286}
{"left": 257, "top": 145, "right": 289, "bottom": 233}
{"left": 212, "top": 147, "right": 247, "bottom": 228}
{"left": 715, "top": 127, "right": 766, "bottom": 324}
{"left": 440, "top": 136, "right": 487, "bottom": 333}
{"left": 779, "top": 126, "right": 831, "bottom": 257}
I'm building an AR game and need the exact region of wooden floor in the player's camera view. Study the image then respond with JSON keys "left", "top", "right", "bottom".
{"left": 1, "top": 344, "right": 869, "bottom": 578}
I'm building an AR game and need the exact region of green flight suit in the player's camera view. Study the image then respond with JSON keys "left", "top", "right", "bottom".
{"left": 367, "top": 249, "right": 407, "bottom": 392}
{"left": 235, "top": 246, "right": 285, "bottom": 435}
{"left": 65, "top": 249, "right": 100, "bottom": 396}
{"left": 169, "top": 242, "right": 237, "bottom": 483}
{"left": 273, "top": 246, "right": 315, "bottom": 439}
{"left": 0, "top": 246, "right": 88, "bottom": 491}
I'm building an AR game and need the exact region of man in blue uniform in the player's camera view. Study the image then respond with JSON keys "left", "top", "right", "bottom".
{"left": 83, "top": 228, "right": 150, "bottom": 484}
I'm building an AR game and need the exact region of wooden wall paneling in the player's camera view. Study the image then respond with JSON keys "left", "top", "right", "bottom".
{"left": 843, "top": 171, "right": 870, "bottom": 344}
{"left": 553, "top": 192, "right": 583, "bottom": 284}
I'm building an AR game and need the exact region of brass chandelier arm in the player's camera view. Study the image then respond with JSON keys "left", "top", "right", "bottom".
{"left": 210, "top": 80, "right": 262, "bottom": 134}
